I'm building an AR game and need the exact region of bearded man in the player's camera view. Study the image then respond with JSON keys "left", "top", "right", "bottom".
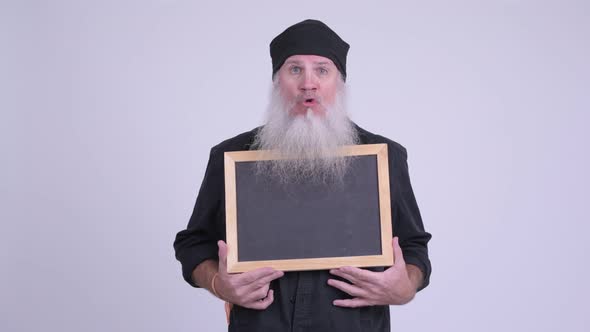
{"left": 174, "top": 19, "right": 432, "bottom": 332}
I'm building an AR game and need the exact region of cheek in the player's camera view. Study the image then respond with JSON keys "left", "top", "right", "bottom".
{"left": 278, "top": 78, "right": 299, "bottom": 101}
{"left": 322, "top": 85, "right": 338, "bottom": 105}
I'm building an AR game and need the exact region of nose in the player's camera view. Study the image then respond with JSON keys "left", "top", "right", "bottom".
{"left": 299, "top": 71, "right": 318, "bottom": 92}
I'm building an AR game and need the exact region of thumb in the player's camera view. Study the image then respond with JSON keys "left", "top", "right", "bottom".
{"left": 218, "top": 240, "right": 228, "bottom": 274}
{"left": 392, "top": 237, "right": 406, "bottom": 267}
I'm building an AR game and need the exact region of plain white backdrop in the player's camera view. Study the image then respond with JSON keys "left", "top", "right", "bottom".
{"left": 2, "top": 0, "right": 589, "bottom": 331}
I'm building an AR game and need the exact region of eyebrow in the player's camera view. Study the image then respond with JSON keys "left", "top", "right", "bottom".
{"left": 284, "top": 60, "right": 333, "bottom": 66}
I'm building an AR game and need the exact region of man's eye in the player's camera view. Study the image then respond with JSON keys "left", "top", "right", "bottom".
{"left": 290, "top": 66, "right": 301, "bottom": 74}
{"left": 318, "top": 67, "right": 328, "bottom": 75}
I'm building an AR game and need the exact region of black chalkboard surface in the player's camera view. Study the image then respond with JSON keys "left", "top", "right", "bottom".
{"left": 224, "top": 144, "right": 393, "bottom": 273}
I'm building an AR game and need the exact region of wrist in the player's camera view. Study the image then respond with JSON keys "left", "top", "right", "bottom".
{"left": 406, "top": 264, "right": 424, "bottom": 291}
{"left": 211, "top": 272, "right": 222, "bottom": 300}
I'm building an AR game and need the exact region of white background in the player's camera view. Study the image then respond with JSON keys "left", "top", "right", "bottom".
{"left": 2, "top": 0, "right": 589, "bottom": 331}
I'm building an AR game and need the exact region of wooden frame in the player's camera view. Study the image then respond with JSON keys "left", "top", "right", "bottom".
{"left": 224, "top": 143, "right": 393, "bottom": 273}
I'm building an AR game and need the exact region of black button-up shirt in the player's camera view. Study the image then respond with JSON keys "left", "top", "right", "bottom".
{"left": 174, "top": 124, "right": 432, "bottom": 332}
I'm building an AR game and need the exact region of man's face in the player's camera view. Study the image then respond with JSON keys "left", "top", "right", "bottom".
{"left": 276, "top": 54, "right": 341, "bottom": 117}
{"left": 254, "top": 55, "right": 356, "bottom": 183}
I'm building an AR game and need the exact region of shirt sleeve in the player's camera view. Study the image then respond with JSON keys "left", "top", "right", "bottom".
{"left": 173, "top": 147, "right": 225, "bottom": 287}
{"left": 389, "top": 143, "right": 432, "bottom": 291}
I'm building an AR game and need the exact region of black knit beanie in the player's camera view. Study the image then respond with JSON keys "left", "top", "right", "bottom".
{"left": 270, "top": 19, "right": 350, "bottom": 81}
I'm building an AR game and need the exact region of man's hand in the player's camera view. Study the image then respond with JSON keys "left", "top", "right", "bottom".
{"left": 215, "top": 240, "right": 284, "bottom": 310}
{"left": 327, "top": 237, "right": 421, "bottom": 308}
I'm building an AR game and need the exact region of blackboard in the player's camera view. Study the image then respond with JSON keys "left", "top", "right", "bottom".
{"left": 224, "top": 144, "right": 393, "bottom": 273}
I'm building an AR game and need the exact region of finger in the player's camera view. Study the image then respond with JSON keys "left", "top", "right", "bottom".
{"left": 329, "top": 268, "right": 357, "bottom": 284}
{"left": 327, "top": 279, "right": 368, "bottom": 297}
{"left": 242, "top": 282, "right": 271, "bottom": 303}
{"left": 392, "top": 237, "right": 406, "bottom": 267}
{"left": 217, "top": 240, "right": 228, "bottom": 275}
{"left": 330, "top": 266, "right": 375, "bottom": 285}
{"left": 237, "top": 268, "right": 283, "bottom": 286}
{"left": 250, "top": 283, "right": 271, "bottom": 302}
{"left": 247, "top": 289, "right": 275, "bottom": 310}
{"left": 333, "top": 298, "right": 371, "bottom": 308}
{"left": 341, "top": 266, "right": 376, "bottom": 282}
{"left": 246, "top": 270, "right": 284, "bottom": 290}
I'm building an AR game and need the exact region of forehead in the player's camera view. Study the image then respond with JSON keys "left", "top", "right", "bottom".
{"left": 282, "top": 54, "right": 336, "bottom": 66}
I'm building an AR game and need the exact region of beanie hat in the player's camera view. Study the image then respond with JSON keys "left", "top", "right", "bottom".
{"left": 270, "top": 19, "right": 350, "bottom": 80}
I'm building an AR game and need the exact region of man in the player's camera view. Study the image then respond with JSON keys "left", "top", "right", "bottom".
{"left": 174, "top": 19, "right": 432, "bottom": 331}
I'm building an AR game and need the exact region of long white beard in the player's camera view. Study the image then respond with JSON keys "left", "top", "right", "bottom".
{"left": 252, "top": 81, "right": 359, "bottom": 183}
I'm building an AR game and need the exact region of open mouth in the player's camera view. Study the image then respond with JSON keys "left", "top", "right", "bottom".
{"left": 303, "top": 98, "right": 316, "bottom": 106}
